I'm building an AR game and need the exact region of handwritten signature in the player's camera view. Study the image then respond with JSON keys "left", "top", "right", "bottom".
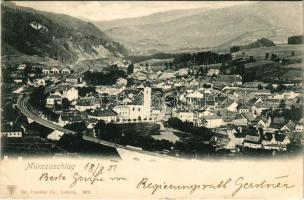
{"left": 136, "top": 175, "right": 295, "bottom": 196}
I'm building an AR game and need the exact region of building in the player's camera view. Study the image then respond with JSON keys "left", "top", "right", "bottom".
{"left": 46, "top": 85, "right": 78, "bottom": 107}
{"left": 232, "top": 114, "right": 248, "bottom": 126}
{"left": 34, "top": 78, "right": 46, "bottom": 87}
{"left": 51, "top": 67, "right": 60, "bottom": 74}
{"left": 243, "top": 135, "right": 262, "bottom": 149}
{"left": 262, "top": 132, "right": 290, "bottom": 151}
{"left": 186, "top": 91, "right": 204, "bottom": 105}
{"left": 58, "top": 113, "right": 82, "bottom": 126}
{"left": 216, "top": 75, "right": 242, "bottom": 86}
{"left": 17, "top": 64, "right": 27, "bottom": 70}
{"left": 42, "top": 67, "right": 51, "bottom": 75}
{"left": 262, "top": 132, "right": 290, "bottom": 146}
{"left": 207, "top": 69, "right": 220, "bottom": 77}
{"left": 172, "top": 109, "right": 194, "bottom": 123}
{"left": 96, "top": 86, "right": 125, "bottom": 96}
{"left": 295, "top": 124, "right": 304, "bottom": 132}
{"left": 46, "top": 94, "right": 62, "bottom": 107}
{"left": 87, "top": 109, "right": 118, "bottom": 123}
{"left": 202, "top": 115, "right": 225, "bottom": 128}
{"left": 227, "top": 101, "right": 239, "bottom": 112}
{"left": 113, "top": 87, "right": 152, "bottom": 120}
{"left": 59, "top": 86, "right": 78, "bottom": 101}
{"left": 75, "top": 98, "right": 101, "bottom": 112}
{"left": 281, "top": 120, "right": 296, "bottom": 132}
{"left": 256, "top": 117, "right": 272, "bottom": 129}
{"left": 237, "top": 103, "right": 250, "bottom": 113}
{"left": 1, "top": 131, "right": 22, "bottom": 138}
{"left": 61, "top": 67, "right": 71, "bottom": 74}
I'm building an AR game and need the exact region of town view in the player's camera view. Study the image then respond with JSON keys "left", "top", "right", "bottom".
{"left": 1, "top": 1, "right": 303, "bottom": 160}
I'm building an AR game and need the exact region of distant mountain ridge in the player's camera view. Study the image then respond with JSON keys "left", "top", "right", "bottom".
{"left": 1, "top": 2, "right": 128, "bottom": 63}
{"left": 93, "top": 2, "right": 302, "bottom": 54}
{"left": 95, "top": 7, "right": 211, "bottom": 30}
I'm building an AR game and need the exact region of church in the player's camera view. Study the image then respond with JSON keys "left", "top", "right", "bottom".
{"left": 113, "top": 87, "right": 151, "bottom": 120}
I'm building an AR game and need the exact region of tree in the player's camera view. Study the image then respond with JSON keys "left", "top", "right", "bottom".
{"left": 230, "top": 46, "right": 240, "bottom": 53}
{"left": 94, "top": 120, "right": 106, "bottom": 139}
{"left": 64, "top": 122, "right": 86, "bottom": 133}
{"left": 61, "top": 98, "right": 70, "bottom": 109}
{"left": 127, "top": 62, "right": 134, "bottom": 75}
{"left": 167, "top": 117, "right": 183, "bottom": 129}
{"left": 265, "top": 52, "right": 269, "bottom": 59}
{"left": 279, "top": 99, "right": 286, "bottom": 110}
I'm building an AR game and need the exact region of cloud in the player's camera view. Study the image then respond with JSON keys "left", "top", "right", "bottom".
{"left": 14, "top": 1, "right": 252, "bottom": 21}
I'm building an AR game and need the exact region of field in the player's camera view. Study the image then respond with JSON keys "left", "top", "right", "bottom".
{"left": 233, "top": 44, "right": 304, "bottom": 60}
{"left": 136, "top": 58, "right": 174, "bottom": 65}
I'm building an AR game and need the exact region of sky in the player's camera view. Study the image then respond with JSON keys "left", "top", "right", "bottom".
{"left": 15, "top": 1, "right": 252, "bottom": 21}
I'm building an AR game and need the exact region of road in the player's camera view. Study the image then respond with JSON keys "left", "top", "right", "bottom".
{"left": 17, "top": 95, "right": 172, "bottom": 159}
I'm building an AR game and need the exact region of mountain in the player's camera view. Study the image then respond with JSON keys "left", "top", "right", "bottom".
{"left": 93, "top": 2, "right": 302, "bottom": 54}
{"left": 95, "top": 7, "right": 211, "bottom": 30}
{"left": 1, "top": 2, "right": 128, "bottom": 63}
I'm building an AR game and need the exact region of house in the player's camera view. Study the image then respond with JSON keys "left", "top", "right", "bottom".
{"left": 58, "top": 113, "right": 82, "bottom": 126}
{"left": 197, "top": 110, "right": 215, "bottom": 118}
{"left": 241, "top": 82, "right": 264, "bottom": 89}
{"left": 1, "top": 131, "right": 22, "bottom": 138}
{"left": 57, "top": 85, "right": 78, "bottom": 101}
{"left": 66, "top": 74, "right": 83, "bottom": 84}
{"left": 186, "top": 91, "right": 204, "bottom": 105}
{"left": 173, "top": 109, "right": 194, "bottom": 123}
{"left": 13, "top": 77, "right": 23, "bottom": 84}
{"left": 251, "top": 102, "right": 280, "bottom": 116}
{"left": 133, "top": 71, "right": 147, "bottom": 81}
{"left": 51, "top": 67, "right": 60, "bottom": 74}
{"left": 216, "top": 75, "right": 242, "bottom": 86}
{"left": 61, "top": 67, "right": 71, "bottom": 74}
{"left": 87, "top": 109, "right": 118, "bottom": 123}
{"left": 34, "top": 78, "right": 46, "bottom": 87}
{"left": 243, "top": 135, "right": 262, "bottom": 149}
{"left": 75, "top": 98, "right": 101, "bottom": 112}
{"left": 281, "top": 120, "right": 296, "bottom": 132}
{"left": 262, "top": 132, "right": 290, "bottom": 146}
{"left": 211, "top": 128, "right": 246, "bottom": 150}
{"left": 201, "top": 115, "right": 225, "bottom": 128}
{"left": 241, "top": 112, "right": 256, "bottom": 124}
{"left": 256, "top": 117, "right": 272, "bottom": 129}
{"left": 116, "top": 78, "right": 128, "bottom": 86}
{"left": 247, "top": 97, "right": 263, "bottom": 106}
{"left": 207, "top": 69, "right": 220, "bottom": 77}
{"left": 237, "top": 103, "right": 250, "bottom": 113}
{"left": 262, "top": 132, "right": 290, "bottom": 151}
{"left": 177, "top": 68, "right": 188, "bottom": 77}
{"left": 17, "top": 64, "right": 27, "bottom": 70}
{"left": 47, "top": 130, "right": 64, "bottom": 141}
{"left": 46, "top": 94, "right": 62, "bottom": 107}
{"left": 189, "top": 79, "right": 200, "bottom": 87}
{"left": 42, "top": 67, "right": 51, "bottom": 75}
{"left": 232, "top": 114, "right": 248, "bottom": 126}
{"left": 159, "top": 71, "right": 176, "bottom": 80}
{"left": 96, "top": 85, "right": 125, "bottom": 96}
{"left": 295, "top": 124, "right": 304, "bottom": 132}
{"left": 269, "top": 117, "right": 285, "bottom": 130}
{"left": 227, "top": 101, "right": 238, "bottom": 112}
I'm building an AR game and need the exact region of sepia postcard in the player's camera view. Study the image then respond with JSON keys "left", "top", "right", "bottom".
{"left": 0, "top": 0, "right": 303, "bottom": 199}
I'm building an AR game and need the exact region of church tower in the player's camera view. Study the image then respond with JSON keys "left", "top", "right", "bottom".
{"left": 143, "top": 87, "right": 151, "bottom": 119}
